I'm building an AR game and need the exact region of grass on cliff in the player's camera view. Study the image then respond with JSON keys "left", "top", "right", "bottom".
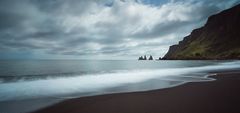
{"left": 175, "top": 40, "right": 211, "bottom": 58}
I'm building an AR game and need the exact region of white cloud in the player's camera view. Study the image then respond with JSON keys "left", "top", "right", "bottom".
{"left": 0, "top": 0, "right": 238, "bottom": 59}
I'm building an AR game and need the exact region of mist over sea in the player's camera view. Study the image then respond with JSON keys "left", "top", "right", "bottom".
{"left": 0, "top": 60, "right": 240, "bottom": 113}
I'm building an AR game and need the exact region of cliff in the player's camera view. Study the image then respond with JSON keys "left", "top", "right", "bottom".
{"left": 163, "top": 4, "right": 240, "bottom": 60}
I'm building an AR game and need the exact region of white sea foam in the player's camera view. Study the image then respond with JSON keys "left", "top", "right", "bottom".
{"left": 0, "top": 61, "right": 239, "bottom": 102}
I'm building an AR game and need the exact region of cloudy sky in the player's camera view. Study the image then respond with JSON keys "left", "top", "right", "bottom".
{"left": 0, "top": 0, "right": 239, "bottom": 59}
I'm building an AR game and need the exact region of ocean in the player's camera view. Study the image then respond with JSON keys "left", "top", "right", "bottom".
{"left": 0, "top": 60, "right": 240, "bottom": 113}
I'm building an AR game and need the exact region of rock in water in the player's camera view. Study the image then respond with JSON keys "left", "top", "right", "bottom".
{"left": 138, "top": 56, "right": 144, "bottom": 60}
{"left": 149, "top": 55, "right": 153, "bottom": 60}
{"left": 143, "top": 55, "right": 147, "bottom": 60}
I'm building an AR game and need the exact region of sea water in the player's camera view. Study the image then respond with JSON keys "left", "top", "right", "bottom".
{"left": 0, "top": 60, "right": 239, "bottom": 113}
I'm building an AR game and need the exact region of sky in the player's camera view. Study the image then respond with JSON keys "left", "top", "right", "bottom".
{"left": 0, "top": 0, "right": 239, "bottom": 60}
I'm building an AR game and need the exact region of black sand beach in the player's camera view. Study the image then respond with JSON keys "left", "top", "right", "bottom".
{"left": 33, "top": 71, "right": 240, "bottom": 113}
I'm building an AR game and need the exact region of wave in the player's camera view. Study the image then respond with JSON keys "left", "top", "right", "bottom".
{"left": 0, "top": 61, "right": 239, "bottom": 102}
{"left": 0, "top": 71, "right": 100, "bottom": 83}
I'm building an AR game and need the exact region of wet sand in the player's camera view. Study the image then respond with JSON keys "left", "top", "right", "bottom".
{"left": 33, "top": 71, "right": 240, "bottom": 113}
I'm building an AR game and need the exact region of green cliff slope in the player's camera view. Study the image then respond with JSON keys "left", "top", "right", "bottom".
{"left": 163, "top": 4, "right": 240, "bottom": 60}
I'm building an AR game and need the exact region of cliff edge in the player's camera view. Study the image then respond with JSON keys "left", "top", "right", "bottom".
{"left": 163, "top": 4, "right": 240, "bottom": 60}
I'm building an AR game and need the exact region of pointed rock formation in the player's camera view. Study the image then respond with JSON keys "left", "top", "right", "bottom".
{"left": 149, "top": 55, "right": 153, "bottom": 60}
{"left": 143, "top": 55, "right": 147, "bottom": 60}
{"left": 138, "top": 56, "right": 144, "bottom": 60}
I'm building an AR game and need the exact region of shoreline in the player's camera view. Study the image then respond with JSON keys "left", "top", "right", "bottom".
{"left": 33, "top": 71, "right": 240, "bottom": 113}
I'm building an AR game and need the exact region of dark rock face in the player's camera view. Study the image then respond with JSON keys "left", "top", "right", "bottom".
{"left": 158, "top": 57, "right": 162, "bottom": 60}
{"left": 163, "top": 4, "right": 240, "bottom": 60}
{"left": 143, "top": 55, "right": 147, "bottom": 60}
{"left": 138, "top": 55, "right": 147, "bottom": 60}
{"left": 138, "top": 55, "right": 154, "bottom": 60}
{"left": 149, "top": 55, "right": 153, "bottom": 60}
{"left": 138, "top": 56, "right": 144, "bottom": 60}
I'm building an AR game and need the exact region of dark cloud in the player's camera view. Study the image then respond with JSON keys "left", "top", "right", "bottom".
{"left": 132, "top": 2, "right": 221, "bottom": 39}
{"left": 0, "top": 1, "right": 29, "bottom": 30}
{"left": 0, "top": 0, "right": 238, "bottom": 59}
{"left": 132, "top": 21, "right": 191, "bottom": 38}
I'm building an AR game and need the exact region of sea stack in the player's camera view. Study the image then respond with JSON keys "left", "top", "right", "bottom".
{"left": 138, "top": 56, "right": 144, "bottom": 60}
{"left": 149, "top": 55, "right": 153, "bottom": 60}
{"left": 143, "top": 55, "right": 147, "bottom": 60}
